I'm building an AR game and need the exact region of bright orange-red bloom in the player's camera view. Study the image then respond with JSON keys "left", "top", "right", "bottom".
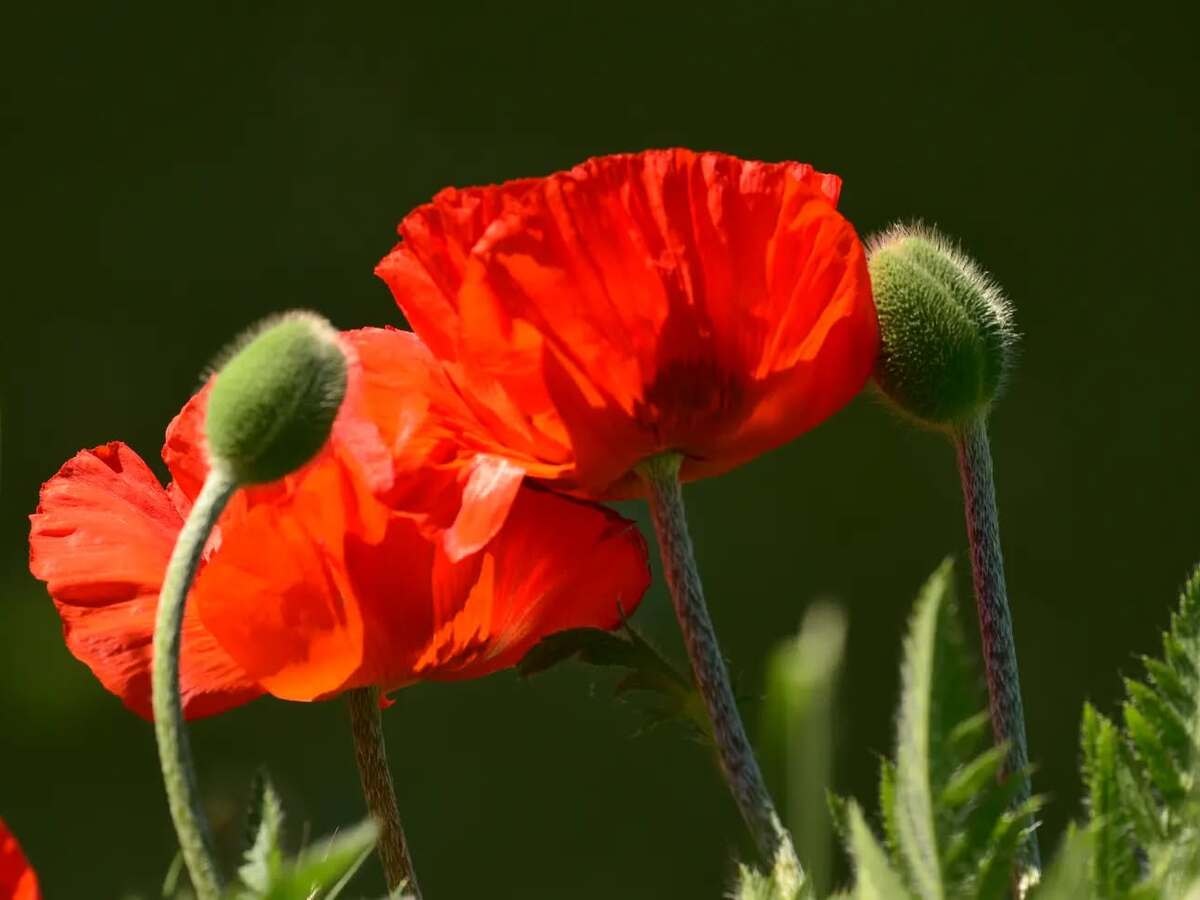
{"left": 29, "top": 328, "right": 649, "bottom": 717}
{"left": 376, "top": 148, "right": 879, "bottom": 497}
{"left": 0, "top": 819, "right": 39, "bottom": 900}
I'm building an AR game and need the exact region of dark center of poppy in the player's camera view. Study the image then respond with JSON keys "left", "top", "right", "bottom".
{"left": 638, "top": 357, "right": 747, "bottom": 444}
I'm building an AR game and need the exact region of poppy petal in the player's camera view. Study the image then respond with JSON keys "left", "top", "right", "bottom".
{"left": 162, "top": 389, "right": 210, "bottom": 507}
{"left": 28, "top": 443, "right": 262, "bottom": 719}
{"left": 443, "top": 454, "right": 525, "bottom": 562}
{"left": 192, "top": 454, "right": 371, "bottom": 702}
{"left": 0, "top": 818, "right": 40, "bottom": 900}
{"left": 375, "top": 181, "right": 536, "bottom": 357}
{"left": 379, "top": 148, "right": 877, "bottom": 494}
{"left": 418, "top": 487, "right": 651, "bottom": 679}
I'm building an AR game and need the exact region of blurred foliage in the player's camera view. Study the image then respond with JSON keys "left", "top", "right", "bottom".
{"left": 762, "top": 603, "right": 848, "bottom": 897}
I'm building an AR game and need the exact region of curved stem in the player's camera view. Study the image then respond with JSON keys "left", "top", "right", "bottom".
{"left": 152, "top": 469, "right": 238, "bottom": 900}
{"left": 639, "top": 454, "right": 801, "bottom": 884}
{"left": 954, "top": 419, "right": 1041, "bottom": 876}
{"left": 347, "top": 687, "right": 422, "bottom": 898}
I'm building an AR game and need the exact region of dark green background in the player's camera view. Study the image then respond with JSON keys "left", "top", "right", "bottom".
{"left": 1, "top": 1, "right": 1196, "bottom": 896}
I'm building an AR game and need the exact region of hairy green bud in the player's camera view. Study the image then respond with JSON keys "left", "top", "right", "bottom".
{"left": 867, "top": 224, "right": 1017, "bottom": 430}
{"left": 205, "top": 311, "right": 347, "bottom": 485}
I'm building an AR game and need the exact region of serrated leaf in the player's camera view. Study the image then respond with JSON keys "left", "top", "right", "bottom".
{"left": 878, "top": 760, "right": 901, "bottom": 858}
{"left": 847, "top": 802, "right": 913, "bottom": 900}
{"left": 1142, "top": 656, "right": 1191, "bottom": 716}
{"left": 893, "top": 559, "right": 955, "bottom": 900}
{"left": 1123, "top": 703, "right": 1186, "bottom": 804}
{"left": 261, "top": 820, "right": 378, "bottom": 900}
{"left": 239, "top": 772, "right": 286, "bottom": 892}
{"left": 940, "top": 762, "right": 1033, "bottom": 887}
{"left": 1124, "top": 678, "right": 1191, "bottom": 764}
{"left": 1163, "top": 633, "right": 1195, "bottom": 683}
{"left": 1081, "top": 703, "right": 1139, "bottom": 896}
{"left": 1114, "top": 740, "right": 1162, "bottom": 848}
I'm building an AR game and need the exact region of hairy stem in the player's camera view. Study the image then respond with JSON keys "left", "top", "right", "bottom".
{"left": 347, "top": 687, "right": 422, "bottom": 898}
{"left": 954, "top": 419, "right": 1041, "bottom": 877}
{"left": 152, "top": 469, "right": 237, "bottom": 900}
{"left": 639, "top": 453, "right": 801, "bottom": 884}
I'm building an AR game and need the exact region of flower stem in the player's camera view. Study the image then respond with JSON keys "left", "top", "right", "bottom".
{"left": 954, "top": 419, "right": 1041, "bottom": 876}
{"left": 346, "top": 687, "right": 422, "bottom": 898}
{"left": 152, "top": 469, "right": 237, "bottom": 900}
{"left": 638, "top": 453, "right": 801, "bottom": 884}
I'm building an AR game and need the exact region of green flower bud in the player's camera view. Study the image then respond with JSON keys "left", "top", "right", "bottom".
{"left": 205, "top": 311, "right": 348, "bottom": 485}
{"left": 867, "top": 224, "right": 1018, "bottom": 431}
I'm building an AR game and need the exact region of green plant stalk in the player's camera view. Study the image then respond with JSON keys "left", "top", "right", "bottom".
{"left": 151, "top": 469, "right": 238, "bottom": 900}
{"left": 347, "top": 686, "right": 422, "bottom": 898}
{"left": 954, "top": 418, "right": 1041, "bottom": 875}
{"left": 639, "top": 453, "right": 801, "bottom": 885}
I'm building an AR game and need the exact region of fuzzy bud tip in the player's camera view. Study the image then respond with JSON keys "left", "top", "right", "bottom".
{"left": 867, "top": 223, "right": 1018, "bottom": 431}
{"left": 205, "top": 311, "right": 347, "bottom": 485}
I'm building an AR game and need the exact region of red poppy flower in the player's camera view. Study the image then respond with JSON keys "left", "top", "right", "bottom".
{"left": 376, "top": 148, "right": 878, "bottom": 497}
{"left": 28, "top": 328, "right": 649, "bottom": 717}
{"left": 0, "top": 819, "right": 39, "bottom": 900}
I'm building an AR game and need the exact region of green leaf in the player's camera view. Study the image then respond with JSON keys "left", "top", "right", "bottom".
{"left": 1141, "top": 656, "right": 1190, "bottom": 717}
{"left": 1069, "top": 564, "right": 1200, "bottom": 898}
{"left": 260, "top": 820, "right": 378, "bottom": 900}
{"left": 1114, "top": 740, "right": 1162, "bottom": 848}
{"left": 1124, "top": 677, "right": 1191, "bottom": 764}
{"left": 1080, "top": 703, "right": 1139, "bottom": 896}
{"left": 878, "top": 760, "right": 901, "bottom": 858}
{"left": 937, "top": 743, "right": 1007, "bottom": 812}
{"left": 847, "top": 802, "right": 913, "bottom": 900}
{"left": 239, "top": 771, "right": 286, "bottom": 892}
{"left": 1030, "top": 826, "right": 1092, "bottom": 900}
{"left": 946, "top": 711, "right": 992, "bottom": 763}
{"left": 1123, "top": 701, "right": 1186, "bottom": 805}
{"left": 972, "top": 797, "right": 1044, "bottom": 900}
{"left": 763, "top": 602, "right": 847, "bottom": 898}
{"left": 893, "top": 559, "right": 955, "bottom": 900}
{"left": 939, "top": 761, "right": 1030, "bottom": 885}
